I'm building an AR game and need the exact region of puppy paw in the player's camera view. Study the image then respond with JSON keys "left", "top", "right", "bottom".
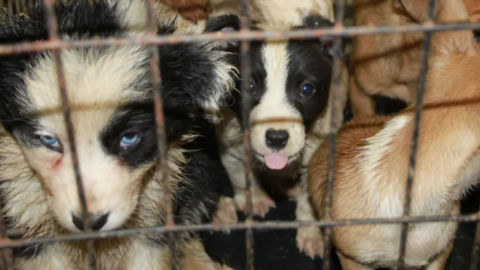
{"left": 213, "top": 196, "right": 238, "bottom": 234}
{"left": 286, "top": 185, "right": 301, "bottom": 202}
{"left": 296, "top": 226, "right": 324, "bottom": 259}
{"left": 234, "top": 190, "right": 275, "bottom": 218}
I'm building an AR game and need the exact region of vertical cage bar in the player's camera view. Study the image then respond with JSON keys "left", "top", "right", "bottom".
{"left": 396, "top": 0, "right": 436, "bottom": 269}
{"left": 42, "top": 0, "right": 97, "bottom": 269}
{"left": 0, "top": 204, "right": 13, "bottom": 270}
{"left": 239, "top": 0, "right": 254, "bottom": 269}
{"left": 143, "top": 0, "right": 178, "bottom": 269}
{"left": 321, "top": 0, "right": 346, "bottom": 269}
{"left": 470, "top": 194, "right": 480, "bottom": 270}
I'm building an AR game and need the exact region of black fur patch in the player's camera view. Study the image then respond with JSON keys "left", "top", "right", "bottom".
{"left": 203, "top": 14, "right": 344, "bottom": 131}
{"left": 147, "top": 119, "right": 228, "bottom": 246}
{"left": 0, "top": 0, "right": 124, "bottom": 137}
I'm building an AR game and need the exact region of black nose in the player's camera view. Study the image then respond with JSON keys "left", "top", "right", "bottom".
{"left": 265, "top": 129, "right": 289, "bottom": 150}
{"left": 72, "top": 213, "right": 109, "bottom": 231}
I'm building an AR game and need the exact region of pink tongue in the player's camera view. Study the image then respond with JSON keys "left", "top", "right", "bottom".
{"left": 264, "top": 153, "right": 289, "bottom": 170}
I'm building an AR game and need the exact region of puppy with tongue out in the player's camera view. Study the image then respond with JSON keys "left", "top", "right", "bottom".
{"left": 207, "top": 14, "right": 349, "bottom": 256}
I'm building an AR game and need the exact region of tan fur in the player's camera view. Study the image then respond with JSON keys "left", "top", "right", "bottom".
{"left": 308, "top": 0, "right": 480, "bottom": 269}
{"left": 463, "top": 0, "right": 480, "bottom": 22}
{"left": 349, "top": 0, "right": 424, "bottom": 116}
{"left": 349, "top": 0, "right": 480, "bottom": 117}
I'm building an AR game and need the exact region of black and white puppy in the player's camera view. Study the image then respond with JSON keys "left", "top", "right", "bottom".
{"left": 0, "top": 0, "right": 235, "bottom": 269}
{"left": 204, "top": 14, "right": 349, "bottom": 258}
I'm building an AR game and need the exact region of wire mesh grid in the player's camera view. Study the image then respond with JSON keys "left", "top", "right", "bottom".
{"left": 0, "top": 0, "right": 480, "bottom": 270}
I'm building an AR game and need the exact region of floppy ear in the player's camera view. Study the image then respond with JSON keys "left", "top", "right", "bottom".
{"left": 301, "top": 15, "right": 348, "bottom": 58}
{"left": 203, "top": 15, "right": 241, "bottom": 51}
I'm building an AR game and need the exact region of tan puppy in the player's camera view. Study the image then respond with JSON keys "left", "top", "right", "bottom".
{"left": 348, "top": 0, "right": 425, "bottom": 117}
{"left": 308, "top": 0, "right": 480, "bottom": 269}
{"left": 349, "top": 0, "right": 480, "bottom": 117}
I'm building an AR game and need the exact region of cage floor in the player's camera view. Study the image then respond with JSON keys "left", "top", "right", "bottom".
{"left": 203, "top": 187, "right": 480, "bottom": 270}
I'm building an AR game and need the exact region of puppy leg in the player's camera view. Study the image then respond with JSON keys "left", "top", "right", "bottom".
{"left": 337, "top": 251, "right": 374, "bottom": 270}
{"left": 349, "top": 75, "right": 376, "bottom": 116}
{"left": 213, "top": 196, "right": 238, "bottom": 233}
{"left": 425, "top": 243, "right": 454, "bottom": 270}
{"left": 222, "top": 152, "right": 275, "bottom": 217}
{"left": 234, "top": 184, "right": 276, "bottom": 218}
{"left": 295, "top": 183, "right": 324, "bottom": 259}
{"left": 180, "top": 238, "right": 234, "bottom": 270}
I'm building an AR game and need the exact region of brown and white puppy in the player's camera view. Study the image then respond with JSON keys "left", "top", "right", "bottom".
{"left": 308, "top": 0, "right": 480, "bottom": 269}
{"left": 348, "top": 0, "right": 480, "bottom": 117}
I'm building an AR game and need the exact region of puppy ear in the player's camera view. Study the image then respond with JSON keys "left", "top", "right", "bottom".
{"left": 301, "top": 15, "right": 347, "bottom": 58}
{"left": 204, "top": 15, "right": 241, "bottom": 50}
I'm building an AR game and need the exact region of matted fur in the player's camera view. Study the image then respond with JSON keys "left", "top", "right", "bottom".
{"left": 0, "top": 0, "right": 236, "bottom": 269}
{"left": 308, "top": 0, "right": 480, "bottom": 269}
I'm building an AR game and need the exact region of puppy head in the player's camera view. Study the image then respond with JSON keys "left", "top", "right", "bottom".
{"left": 0, "top": 1, "right": 234, "bottom": 233}
{"left": 205, "top": 14, "right": 341, "bottom": 170}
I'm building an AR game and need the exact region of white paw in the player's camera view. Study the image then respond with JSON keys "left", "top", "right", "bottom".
{"left": 296, "top": 226, "right": 324, "bottom": 259}
{"left": 234, "top": 190, "right": 275, "bottom": 218}
{"left": 213, "top": 196, "right": 238, "bottom": 233}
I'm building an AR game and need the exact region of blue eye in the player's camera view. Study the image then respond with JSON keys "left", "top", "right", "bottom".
{"left": 39, "top": 135, "right": 60, "bottom": 149}
{"left": 300, "top": 83, "right": 316, "bottom": 98}
{"left": 120, "top": 133, "right": 140, "bottom": 148}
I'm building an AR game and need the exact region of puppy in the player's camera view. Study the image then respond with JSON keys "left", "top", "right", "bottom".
{"left": 308, "top": 0, "right": 480, "bottom": 269}
{"left": 349, "top": 0, "right": 480, "bottom": 117}
{"left": 0, "top": 0, "right": 235, "bottom": 269}
{"left": 204, "top": 14, "right": 349, "bottom": 258}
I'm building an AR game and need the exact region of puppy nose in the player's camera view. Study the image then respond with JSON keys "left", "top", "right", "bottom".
{"left": 72, "top": 212, "right": 109, "bottom": 231}
{"left": 265, "top": 129, "right": 289, "bottom": 150}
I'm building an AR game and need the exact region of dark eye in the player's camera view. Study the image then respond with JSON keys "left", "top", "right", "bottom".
{"left": 120, "top": 133, "right": 141, "bottom": 148}
{"left": 300, "top": 83, "right": 316, "bottom": 98}
{"left": 249, "top": 81, "right": 255, "bottom": 90}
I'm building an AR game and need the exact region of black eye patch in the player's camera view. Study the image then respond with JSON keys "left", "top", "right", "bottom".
{"left": 101, "top": 104, "right": 157, "bottom": 169}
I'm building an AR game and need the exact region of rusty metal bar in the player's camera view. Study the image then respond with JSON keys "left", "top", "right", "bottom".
{"left": 0, "top": 204, "right": 14, "bottom": 270}
{"left": 322, "top": 0, "right": 346, "bottom": 269}
{"left": 238, "top": 0, "right": 255, "bottom": 269}
{"left": 1, "top": 213, "right": 480, "bottom": 250}
{"left": 2, "top": 22, "right": 480, "bottom": 56}
{"left": 470, "top": 207, "right": 480, "bottom": 270}
{"left": 41, "top": 0, "right": 97, "bottom": 269}
{"left": 1, "top": 0, "right": 479, "bottom": 269}
{"left": 396, "top": 0, "right": 436, "bottom": 269}
{"left": 143, "top": 0, "right": 178, "bottom": 269}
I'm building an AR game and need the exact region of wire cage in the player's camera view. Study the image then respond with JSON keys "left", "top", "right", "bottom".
{"left": 1, "top": 0, "right": 480, "bottom": 270}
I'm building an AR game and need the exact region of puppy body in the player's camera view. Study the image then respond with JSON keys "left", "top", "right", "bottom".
{"left": 350, "top": 0, "right": 480, "bottom": 117}
{"left": 0, "top": 1, "right": 235, "bottom": 269}
{"left": 349, "top": 0, "right": 423, "bottom": 116}
{"left": 309, "top": 0, "right": 480, "bottom": 269}
{"left": 205, "top": 14, "right": 348, "bottom": 258}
